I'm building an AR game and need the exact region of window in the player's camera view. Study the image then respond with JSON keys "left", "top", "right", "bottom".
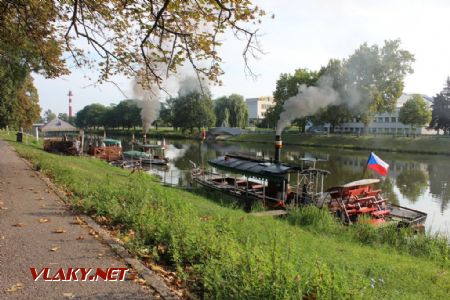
{"left": 384, "top": 128, "right": 389, "bottom": 133}
{"left": 385, "top": 117, "right": 390, "bottom": 123}
{"left": 391, "top": 117, "right": 396, "bottom": 123}
{"left": 378, "top": 117, "right": 383, "bottom": 123}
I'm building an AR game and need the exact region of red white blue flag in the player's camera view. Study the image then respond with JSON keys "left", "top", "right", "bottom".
{"left": 367, "top": 152, "right": 389, "bottom": 176}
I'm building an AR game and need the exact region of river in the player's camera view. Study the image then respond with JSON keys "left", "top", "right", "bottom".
{"left": 115, "top": 136, "right": 449, "bottom": 235}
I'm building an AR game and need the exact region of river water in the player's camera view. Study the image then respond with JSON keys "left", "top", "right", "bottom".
{"left": 118, "top": 136, "right": 449, "bottom": 235}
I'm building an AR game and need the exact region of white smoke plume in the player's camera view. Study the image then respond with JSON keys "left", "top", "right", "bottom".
{"left": 276, "top": 76, "right": 339, "bottom": 135}
{"left": 132, "top": 80, "right": 161, "bottom": 133}
{"left": 177, "top": 75, "right": 210, "bottom": 96}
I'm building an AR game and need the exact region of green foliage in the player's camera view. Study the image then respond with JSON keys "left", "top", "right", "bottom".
{"left": 44, "top": 109, "right": 56, "bottom": 123}
{"left": 0, "top": 50, "right": 41, "bottom": 129}
{"left": 9, "top": 75, "right": 40, "bottom": 128}
{"left": 214, "top": 94, "right": 248, "bottom": 128}
{"left": 430, "top": 78, "right": 450, "bottom": 134}
{"left": 265, "top": 68, "right": 320, "bottom": 130}
{"left": 3, "top": 135, "right": 449, "bottom": 299}
{"left": 75, "top": 100, "right": 141, "bottom": 130}
{"left": 344, "top": 39, "right": 414, "bottom": 124}
{"left": 399, "top": 94, "right": 432, "bottom": 129}
{"left": 58, "top": 113, "right": 70, "bottom": 122}
{"left": 170, "top": 91, "right": 216, "bottom": 132}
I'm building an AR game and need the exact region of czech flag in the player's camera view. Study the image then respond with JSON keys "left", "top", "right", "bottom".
{"left": 367, "top": 152, "right": 389, "bottom": 176}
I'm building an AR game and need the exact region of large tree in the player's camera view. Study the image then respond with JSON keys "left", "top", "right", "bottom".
{"left": 44, "top": 109, "right": 57, "bottom": 123}
{"left": 0, "top": 50, "right": 41, "bottom": 129}
{"left": 75, "top": 103, "right": 108, "bottom": 129}
{"left": 344, "top": 39, "right": 415, "bottom": 130}
{"left": 172, "top": 91, "right": 216, "bottom": 132}
{"left": 399, "top": 94, "right": 431, "bottom": 131}
{"left": 430, "top": 78, "right": 450, "bottom": 134}
{"left": 214, "top": 94, "right": 248, "bottom": 128}
{"left": 0, "top": 0, "right": 266, "bottom": 89}
{"left": 316, "top": 59, "right": 352, "bottom": 132}
{"left": 264, "top": 68, "right": 320, "bottom": 130}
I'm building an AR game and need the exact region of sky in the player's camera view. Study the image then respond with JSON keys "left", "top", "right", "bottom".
{"left": 34, "top": 0, "right": 450, "bottom": 115}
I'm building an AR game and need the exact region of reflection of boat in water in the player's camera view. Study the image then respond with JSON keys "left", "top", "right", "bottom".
{"left": 123, "top": 144, "right": 169, "bottom": 165}
{"left": 193, "top": 135, "right": 427, "bottom": 227}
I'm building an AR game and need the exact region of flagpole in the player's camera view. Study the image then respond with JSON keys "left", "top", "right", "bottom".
{"left": 361, "top": 152, "right": 371, "bottom": 179}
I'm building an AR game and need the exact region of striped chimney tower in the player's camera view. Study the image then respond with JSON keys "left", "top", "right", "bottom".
{"left": 68, "top": 90, "right": 73, "bottom": 118}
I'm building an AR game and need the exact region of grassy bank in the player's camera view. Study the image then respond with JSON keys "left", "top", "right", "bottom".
{"left": 231, "top": 133, "right": 450, "bottom": 155}
{"left": 1, "top": 133, "right": 449, "bottom": 299}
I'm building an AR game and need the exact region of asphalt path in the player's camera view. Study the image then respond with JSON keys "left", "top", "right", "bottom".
{"left": 0, "top": 140, "right": 156, "bottom": 299}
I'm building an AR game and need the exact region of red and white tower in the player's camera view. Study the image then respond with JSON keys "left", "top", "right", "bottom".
{"left": 68, "top": 90, "right": 73, "bottom": 118}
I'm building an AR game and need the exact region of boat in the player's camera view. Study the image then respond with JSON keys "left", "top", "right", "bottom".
{"left": 192, "top": 134, "right": 427, "bottom": 227}
{"left": 89, "top": 138, "right": 123, "bottom": 162}
{"left": 324, "top": 179, "right": 427, "bottom": 227}
{"left": 123, "top": 143, "right": 169, "bottom": 165}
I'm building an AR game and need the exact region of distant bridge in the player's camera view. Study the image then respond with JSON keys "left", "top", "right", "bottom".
{"left": 208, "top": 127, "right": 243, "bottom": 137}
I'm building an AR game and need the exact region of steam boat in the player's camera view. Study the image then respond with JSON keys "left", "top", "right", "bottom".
{"left": 123, "top": 143, "right": 169, "bottom": 165}
{"left": 192, "top": 135, "right": 427, "bottom": 227}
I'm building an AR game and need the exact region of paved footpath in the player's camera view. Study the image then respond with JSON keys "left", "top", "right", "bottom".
{"left": 0, "top": 140, "right": 156, "bottom": 299}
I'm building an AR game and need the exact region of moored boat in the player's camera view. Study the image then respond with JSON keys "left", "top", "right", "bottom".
{"left": 123, "top": 143, "right": 169, "bottom": 165}
{"left": 193, "top": 134, "right": 427, "bottom": 227}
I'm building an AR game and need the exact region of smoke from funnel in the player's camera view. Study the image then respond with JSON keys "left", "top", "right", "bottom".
{"left": 178, "top": 75, "right": 209, "bottom": 96}
{"left": 276, "top": 76, "right": 339, "bottom": 135}
{"left": 132, "top": 80, "right": 161, "bottom": 133}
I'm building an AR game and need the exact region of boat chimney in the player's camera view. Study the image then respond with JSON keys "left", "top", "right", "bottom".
{"left": 274, "top": 135, "right": 282, "bottom": 164}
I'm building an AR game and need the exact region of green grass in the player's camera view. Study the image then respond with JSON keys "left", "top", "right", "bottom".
{"left": 1, "top": 131, "right": 449, "bottom": 299}
{"left": 231, "top": 133, "right": 450, "bottom": 155}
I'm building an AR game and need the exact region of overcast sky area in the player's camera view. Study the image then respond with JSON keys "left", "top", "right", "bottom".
{"left": 34, "top": 0, "right": 450, "bottom": 115}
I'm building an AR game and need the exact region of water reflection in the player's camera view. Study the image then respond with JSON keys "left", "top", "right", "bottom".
{"left": 110, "top": 134, "right": 450, "bottom": 235}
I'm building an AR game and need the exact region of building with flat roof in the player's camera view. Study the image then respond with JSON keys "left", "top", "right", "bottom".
{"left": 246, "top": 96, "right": 275, "bottom": 120}
{"left": 333, "top": 94, "right": 435, "bottom": 135}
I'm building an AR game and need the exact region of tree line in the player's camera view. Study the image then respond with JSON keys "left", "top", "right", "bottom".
{"left": 74, "top": 93, "right": 248, "bottom": 132}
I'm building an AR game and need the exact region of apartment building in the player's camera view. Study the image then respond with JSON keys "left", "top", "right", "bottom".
{"left": 246, "top": 96, "right": 275, "bottom": 120}
{"left": 333, "top": 94, "right": 434, "bottom": 135}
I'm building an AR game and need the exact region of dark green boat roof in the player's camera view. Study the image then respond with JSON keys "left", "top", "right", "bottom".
{"left": 209, "top": 154, "right": 329, "bottom": 181}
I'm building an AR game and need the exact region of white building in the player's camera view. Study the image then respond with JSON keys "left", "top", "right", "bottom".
{"left": 246, "top": 96, "right": 275, "bottom": 120}
{"left": 333, "top": 94, "right": 435, "bottom": 135}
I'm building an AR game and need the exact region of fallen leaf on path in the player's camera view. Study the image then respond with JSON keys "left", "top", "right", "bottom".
{"left": 5, "top": 283, "right": 24, "bottom": 292}
{"left": 76, "top": 235, "right": 84, "bottom": 240}
{"left": 89, "top": 229, "right": 98, "bottom": 237}
{"left": 73, "top": 216, "right": 84, "bottom": 225}
{"left": 37, "top": 197, "right": 45, "bottom": 200}
{"left": 33, "top": 191, "right": 39, "bottom": 194}
{"left": 50, "top": 247, "right": 60, "bottom": 252}
{"left": 63, "top": 292, "right": 74, "bottom": 298}
{"left": 13, "top": 223, "right": 26, "bottom": 227}
{"left": 53, "top": 228, "right": 66, "bottom": 234}
{"left": 1, "top": 236, "right": 5, "bottom": 240}
{"left": 1, "top": 206, "right": 8, "bottom": 210}
{"left": 137, "top": 278, "right": 146, "bottom": 285}
{"left": 39, "top": 218, "right": 50, "bottom": 223}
